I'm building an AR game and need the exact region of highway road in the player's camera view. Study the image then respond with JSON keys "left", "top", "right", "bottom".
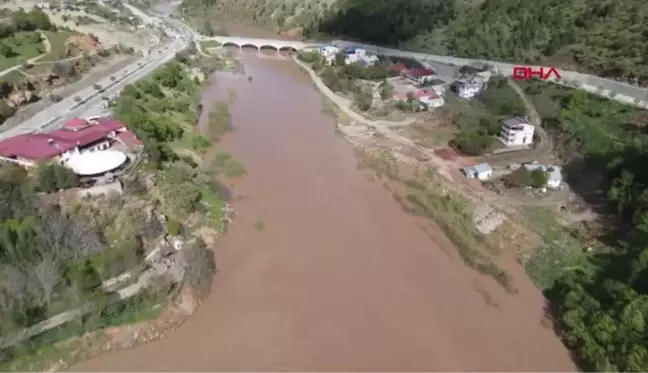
{"left": 0, "top": 4, "right": 194, "bottom": 141}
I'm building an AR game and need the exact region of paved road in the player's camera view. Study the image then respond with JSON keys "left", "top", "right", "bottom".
{"left": 0, "top": 4, "right": 194, "bottom": 141}
{"left": 198, "top": 31, "right": 648, "bottom": 108}
{"left": 329, "top": 39, "right": 648, "bottom": 109}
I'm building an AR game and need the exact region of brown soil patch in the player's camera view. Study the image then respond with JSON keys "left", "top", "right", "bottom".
{"left": 435, "top": 146, "right": 460, "bottom": 160}
{"left": 65, "top": 35, "right": 101, "bottom": 57}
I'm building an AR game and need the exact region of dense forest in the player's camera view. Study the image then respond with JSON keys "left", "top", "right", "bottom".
{"left": 310, "top": 0, "right": 648, "bottom": 83}
{"left": 510, "top": 79, "right": 648, "bottom": 371}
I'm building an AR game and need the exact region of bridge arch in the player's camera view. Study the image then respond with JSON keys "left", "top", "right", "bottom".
{"left": 259, "top": 45, "right": 279, "bottom": 52}
{"left": 222, "top": 41, "right": 240, "bottom": 48}
{"left": 279, "top": 46, "right": 297, "bottom": 53}
{"left": 240, "top": 43, "right": 259, "bottom": 50}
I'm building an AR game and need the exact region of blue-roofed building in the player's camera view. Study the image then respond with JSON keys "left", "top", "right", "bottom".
{"left": 461, "top": 163, "right": 492, "bottom": 181}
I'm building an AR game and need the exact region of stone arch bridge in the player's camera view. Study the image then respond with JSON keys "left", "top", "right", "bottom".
{"left": 196, "top": 36, "right": 321, "bottom": 52}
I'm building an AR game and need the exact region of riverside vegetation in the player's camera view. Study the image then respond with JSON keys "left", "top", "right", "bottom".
{"left": 0, "top": 49, "right": 239, "bottom": 372}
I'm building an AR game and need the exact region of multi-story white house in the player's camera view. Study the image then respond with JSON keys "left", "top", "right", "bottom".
{"left": 345, "top": 48, "right": 379, "bottom": 66}
{"left": 500, "top": 116, "right": 535, "bottom": 147}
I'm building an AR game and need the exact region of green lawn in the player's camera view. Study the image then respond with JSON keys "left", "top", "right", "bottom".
{"left": 0, "top": 32, "right": 45, "bottom": 70}
{"left": 39, "top": 30, "right": 80, "bottom": 62}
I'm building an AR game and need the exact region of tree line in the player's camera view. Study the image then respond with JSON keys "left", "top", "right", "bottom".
{"left": 309, "top": 0, "right": 648, "bottom": 84}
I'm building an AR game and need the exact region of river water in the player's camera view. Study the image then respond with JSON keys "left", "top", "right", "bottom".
{"left": 70, "top": 52, "right": 575, "bottom": 371}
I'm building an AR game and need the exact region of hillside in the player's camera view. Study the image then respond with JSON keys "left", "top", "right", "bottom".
{"left": 181, "top": 0, "right": 648, "bottom": 83}
{"left": 313, "top": 0, "right": 648, "bottom": 83}
{"left": 179, "top": 0, "right": 336, "bottom": 35}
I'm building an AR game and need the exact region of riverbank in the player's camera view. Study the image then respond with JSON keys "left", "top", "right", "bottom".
{"left": 0, "top": 50, "right": 243, "bottom": 372}
{"left": 293, "top": 55, "right": 531, "bottom": 287}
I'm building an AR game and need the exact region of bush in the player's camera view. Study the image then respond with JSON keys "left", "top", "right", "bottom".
{"left": 452, "top": 129, "right": 492, "bottom": 155}
{"left": 503, "top": 167, "right": 548, "bottom": 188}
{"left": 297, "top": 51, "right": 321, "bottom": 64}
{"left": 93, "top": 84, "right": 102, "bottom": 90}
{"left": 35, "top": 162, "right": 78, "bottom": 193}
{"left": 73, "top": 96, "right": 82, "bottom": 102}
{"left": 354, "top": 88, "right": 372, "bottom": 111}
{"left": 190, "top": 134, "right": 210, "bottom": 150}
{"left": 166, "top": 218, "right": 181, "bottom": 236}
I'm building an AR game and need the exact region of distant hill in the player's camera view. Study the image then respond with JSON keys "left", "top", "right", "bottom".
{"left": 181, "top": 0, "right": 648, "bottom": 84}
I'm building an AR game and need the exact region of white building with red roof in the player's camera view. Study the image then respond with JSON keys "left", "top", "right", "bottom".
{"left": 392, "top": 89, "right": 445, "bottom": 109}
{"left": 0, "top": 117, "right": 142, "bottom": 175}
{"left": 402, "top": 68, "right": 437, "bottom": 84}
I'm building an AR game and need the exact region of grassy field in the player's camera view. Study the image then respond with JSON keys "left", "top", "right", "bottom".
{"left": 40, "top": 30, "right": 80, "bottom": 62}
{"left": 519, "top": 206, "right": 596, "bottom": 289}
{"left": 200, "top": 40, "right": 222, "bottom": 49}
{"left": 0, "top": 32, "right": 45, "bottom": 70}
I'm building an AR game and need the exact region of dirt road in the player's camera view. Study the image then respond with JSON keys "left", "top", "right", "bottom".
{"left": 70, "top": 52, "right": 576, "bottom": 372}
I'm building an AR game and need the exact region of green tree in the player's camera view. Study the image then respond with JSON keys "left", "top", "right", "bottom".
{"left": 0, "top": 43, "right": 14, "bottom": 58}
{"left": 321, "top": 66, "right": 341, "bottom": 91}
{"left": 379, "top": 80, "right": 393, "bottom": 100}
{"left": 452, "top": 129, "right": 491, "bottom": 155}
{"left": 35, "top": 163, "right": 78, "bottom": 193}
{"left": 354, "top": 88, "right": 372, "bottom": 111}
{"left": 334, "top": 51, "right": 346, "bottom": 66}
{"left": 529, "top": 169, "right": 548, "bottom": 188}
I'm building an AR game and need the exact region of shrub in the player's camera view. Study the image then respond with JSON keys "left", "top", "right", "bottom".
{"left": 166, "top": 218, "right": 181, "bottom": 236}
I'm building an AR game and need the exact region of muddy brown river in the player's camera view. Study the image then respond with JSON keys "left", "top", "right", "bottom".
{"left": 70, "top": 52, "right": 575, "bottom": 371}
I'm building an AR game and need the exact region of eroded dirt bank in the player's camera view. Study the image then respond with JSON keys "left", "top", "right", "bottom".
{"left": 70, "top": 53, "right": 575, "bottom": 372}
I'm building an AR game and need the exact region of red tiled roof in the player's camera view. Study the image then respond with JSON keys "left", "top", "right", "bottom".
{"left": 416, "top": 89, "right": 441, "bottom": 99}
{"left": 392, "top": 89, "right": 441, "bottom": 101}
{"left": 405, "top": 68, "right": 436, "bottom": 77}
{"left": 63, "top": 117, "right": 87, "bottom": 130}
{"left": 117, "top": 130, "right": 143, "bottom": 148}
{"left": 0, "top": 117, "right": 130, "bottom": 161}
{"left": 391, "top": 63, "right": 407, "bottom": 72}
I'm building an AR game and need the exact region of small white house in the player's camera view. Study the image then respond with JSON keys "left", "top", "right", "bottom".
{"left": 454, "top": 77, "right": 485, "bottom": 99}
{"left": 419, "top": 93, "right": 445, "bottom": 108}
{"left": 319, "top": 45, "right": 340, "bottom": 58}
{"left": 403, "top": 68, "right": 437, "bottom": 85}
{"left": 461, "top": 163, "right": 492, "bottom": 181}
{"left": 524, "top": 164, "right": 563, "bottom": 189}
{"left": 500, "top": 117, "right": 535, "bottom": 147}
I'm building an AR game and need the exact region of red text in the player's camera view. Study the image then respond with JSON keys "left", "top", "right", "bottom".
{"left": 512, "top": 66, "right": 562, "bottom": 81}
